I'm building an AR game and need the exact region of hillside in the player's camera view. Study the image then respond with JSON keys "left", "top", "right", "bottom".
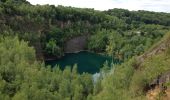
{"left": 1, "top": 0, "right": 170, "bottom": 61}
{"left": 93, "top": 32, "right": 170, "bottom": 100}
{"left": 1, "top": 0, "right": 170, "bottom": 100}
{"left": 1, "top": 32, "right": 170, "bottom": 100}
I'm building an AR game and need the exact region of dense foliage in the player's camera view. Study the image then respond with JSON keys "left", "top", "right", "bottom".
{"left": 92, "top": 32, "right": 170, "bottom": 100}
{"left": 0, "top": 0, "right": 170, "bottom": 60}
{"left": 0, "top": 36, "right": 95, "bottom": 100}
{"left": 1, "top": 0, "right": 170, "bottom": 100}
{"left": 3, "top": 34, "right": 170, "bottom": 100}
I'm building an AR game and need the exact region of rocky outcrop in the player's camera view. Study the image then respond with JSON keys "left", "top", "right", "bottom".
{"left": 149, "top": 71, "right": 170, "bottom": 89}
{"left": 64, "top": 35, "right": 88, "bottom": 53}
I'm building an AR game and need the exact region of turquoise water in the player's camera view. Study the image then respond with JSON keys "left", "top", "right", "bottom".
{"left": 45, "top": 51, "right": 119, "bottom": 74}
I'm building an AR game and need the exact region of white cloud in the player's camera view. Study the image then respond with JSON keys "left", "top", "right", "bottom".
{"left": 26, "top": 0, "right": 170, "bottom": 12}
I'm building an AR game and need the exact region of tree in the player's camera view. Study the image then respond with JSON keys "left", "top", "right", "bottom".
{"left": 45, "top": 39, "right": 62, "bottom": 56}
{"left": 88, "top": 29, "right": 108, "bottom": 51}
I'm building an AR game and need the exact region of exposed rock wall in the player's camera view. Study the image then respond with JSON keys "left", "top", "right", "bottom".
{"left": 64, "top": 35, "right": 88, "bottom": 53}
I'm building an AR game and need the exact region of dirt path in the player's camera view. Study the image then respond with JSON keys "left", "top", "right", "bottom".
{"left": 146, "top": 87, "right": 170, "bottom": 100}
{"left": 146, "top": 86, "right": 161, "bottom": 100}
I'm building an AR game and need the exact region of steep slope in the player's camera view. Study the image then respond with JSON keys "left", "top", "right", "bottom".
{"left": 1, "top": 1, "right": 170, "bottom": 61}
{"left": 0, "top": 1, "right": 124, "bottom": 59}
{"left": 94, "top": 32, "right": 170, "bottom": 100}
{"left": 130, "top": 33, "right": 170, "bottom": 100}
{"left": 129, "top": 32, "right": 170, "bottom": 99}
{"left": 137, "top": 32, "right": 170, "bottom": 66}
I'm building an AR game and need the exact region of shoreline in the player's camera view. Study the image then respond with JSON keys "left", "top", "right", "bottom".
{"left": 44, "top": 50, "right": 107, "bottom": 61}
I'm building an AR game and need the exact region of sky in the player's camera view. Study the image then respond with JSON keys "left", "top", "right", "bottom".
{"left": 27, "top": 0, "right": 170, "bottom": 13}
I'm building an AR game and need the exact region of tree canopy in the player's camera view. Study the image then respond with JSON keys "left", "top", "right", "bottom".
{"left": 0, "top": 1, "right": 170, "bottom": 99}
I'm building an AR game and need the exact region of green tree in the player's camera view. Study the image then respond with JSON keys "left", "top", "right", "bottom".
{"left": 45, "top": 39, "right": 62, "bottom": 56}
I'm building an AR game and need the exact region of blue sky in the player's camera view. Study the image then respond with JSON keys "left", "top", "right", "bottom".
{"left": 27, "top": 0, "right": 170, "bottom": 12}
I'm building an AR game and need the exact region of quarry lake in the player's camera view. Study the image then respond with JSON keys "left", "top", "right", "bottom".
{"left": 45, "top": 51, "right": 120, "bottom": 74}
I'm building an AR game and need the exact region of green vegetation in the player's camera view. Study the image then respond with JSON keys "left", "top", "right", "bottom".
{"left": 94, "top": 32, "right": 170, "bottom": 99}
{"left": 0, "top": 36, "right": 94, "bottom": 100}
{"left": 2, "top": 34, "right": 170, "bottom": 99}
{"left": 0, "top": 0, "right": 170, "bottom": 60}
{"left": 1, "top": 0, "right": 170, "bottom": 100}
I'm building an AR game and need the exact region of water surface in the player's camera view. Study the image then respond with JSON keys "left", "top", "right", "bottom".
{"left": 46, "top": 51, "right": 119, "bottom": 74}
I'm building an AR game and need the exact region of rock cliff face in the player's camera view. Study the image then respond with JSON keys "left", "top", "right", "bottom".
{"left": 64, "top": 35, "right": 88, "bottom": 53}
